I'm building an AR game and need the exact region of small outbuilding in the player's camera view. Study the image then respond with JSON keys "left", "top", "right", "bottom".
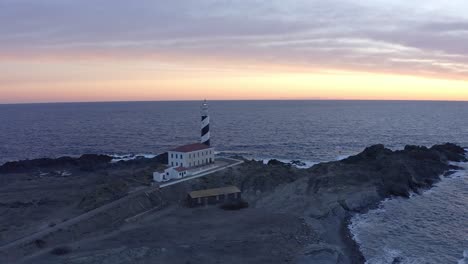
{"left": 187, "top": 186, "right": 241, "bottom": 207}
{"left": 153, "top": 166, "right": 191, "bottom": 182}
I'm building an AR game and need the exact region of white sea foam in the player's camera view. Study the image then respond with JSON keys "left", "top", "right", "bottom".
{"left": 60, "top": 171, "right": 72, "bottom": 177}
{"left": 365, "top": 247, "right": 403, "bottom": 264}
{"left": 458, "top": 250, "right": 468, "bottom": 264}
{"left": 296, "top": 160, "right": 319, "bottom": 168}
{"left": 110, "top": 153, "right": 157, "bottom": 163}
{"left": 247, "top": 157, "right": 319, "bottom": 169}
{"left": 216, "top": 150, "right": 249, "bottom": 155}
{"left": 349, "top": 204, "right": 388, "bottom": 244}
{"left": 247, "top": 152, "right": 358, "bottom": 169}
{"left": 336, "top": 154, "right": 351, "bottom": 161}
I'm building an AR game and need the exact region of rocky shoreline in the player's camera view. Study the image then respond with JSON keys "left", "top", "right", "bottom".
{"left": 0, "top": 143, "right": 466, "bottom": 263}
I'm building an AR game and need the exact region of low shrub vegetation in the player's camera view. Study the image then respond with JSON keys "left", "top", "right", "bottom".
{"left": 50, "top": 246, "right": 72, "bottom": 255}
{"left": 220, "top": 200, "right": 249, "bottom": 210}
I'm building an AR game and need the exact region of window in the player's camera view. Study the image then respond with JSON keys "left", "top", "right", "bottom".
{"left": 171, "top": 162, "right": 174, "bottom": 166}
{"left": 176, "top": 162, "right": 178, "bottom": 166}
{"left": 171, "top": 153, "right": 173, "bottom": 158}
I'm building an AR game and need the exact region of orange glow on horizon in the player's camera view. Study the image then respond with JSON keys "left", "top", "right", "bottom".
{"left": 1, "top": 57, "right": 468, "bottom": 104}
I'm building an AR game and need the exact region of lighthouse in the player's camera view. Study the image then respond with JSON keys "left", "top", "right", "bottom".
{"left": 201, "top": 100, "right": 210, "bottom": 146}
{"left": 153, "top": 99, "right": 216, "bottom": 182}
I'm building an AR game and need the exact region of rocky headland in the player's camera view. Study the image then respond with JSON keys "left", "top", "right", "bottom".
{"left": 0, "top": 143, "right": 466, "bottom": 263}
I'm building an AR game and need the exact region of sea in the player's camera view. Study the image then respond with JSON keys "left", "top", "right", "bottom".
{"left": 0, "top": 100, "right": 467, "bottom": 263}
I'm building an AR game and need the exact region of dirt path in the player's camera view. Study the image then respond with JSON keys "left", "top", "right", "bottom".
{"left": 0, "top": 185, "right": 156, "bottom": 251}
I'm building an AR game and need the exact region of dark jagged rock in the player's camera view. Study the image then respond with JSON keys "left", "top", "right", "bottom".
{"left": 0, "top": 157, "right": 74, "bottom": 173}
{"left": 307, "top": 143, "right": 466, "bottom": 199}
{"left": 153, "top": 152, "right": 168, "bottom": 164}
{"left": 430, "top": 143, "right": 467, "bottom": 162}
{"left": 112, "top": 152, "right": 168, "bottom": 168}
{"left": 76, "top": 154, "right": 113, "bottom": 171}
{"left": 341, "top": 144, "right": 392, "bottom": 164}
{"left": 0, "top": 154, "right": 113, "bottom": 173}
{"left": 267, "top": 159, "right": 287, "bottom": 166}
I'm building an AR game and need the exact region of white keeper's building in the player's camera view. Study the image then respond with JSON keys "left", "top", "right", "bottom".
{"left": 168, "top": 143, "right": 215, "bottom": 168}
{"left": 153, "top": 100, "right": 215, "bottom": 183}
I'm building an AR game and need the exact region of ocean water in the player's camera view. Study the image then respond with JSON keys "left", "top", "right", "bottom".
{"left": 1, "top": 100, "right": 468, "bottom": 164}
{"left": 1, "top": 100, "right": 467, "bottom": 262}
{"left": 350, "top": 162, "right": 468, "bottom": 264}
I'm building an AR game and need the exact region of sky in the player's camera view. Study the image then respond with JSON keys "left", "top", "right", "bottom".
{"left": 1, "top": 0, "right": 468, "bottom": 103}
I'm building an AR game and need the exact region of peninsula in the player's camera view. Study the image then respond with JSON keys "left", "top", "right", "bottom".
{"left": 0, "top": 143, "right": 466, "bottom": 263}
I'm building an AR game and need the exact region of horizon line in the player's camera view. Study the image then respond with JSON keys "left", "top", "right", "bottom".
{"left": 2, "top": 98, "right": 468, "bottom": 105}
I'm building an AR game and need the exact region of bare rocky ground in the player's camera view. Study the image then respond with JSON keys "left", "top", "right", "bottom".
{"left": 0, "top": 155, "right": 165, "bottom": 245}
{"left": 26, "top": 206, "right": 314, "bottom": 264}
{"left": 0, "top": 143, "right": 466, "bottom": 264}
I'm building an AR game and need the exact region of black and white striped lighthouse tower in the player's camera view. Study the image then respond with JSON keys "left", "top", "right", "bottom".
{"left": 201, "top": 100, "right": 210, "bottom": 146}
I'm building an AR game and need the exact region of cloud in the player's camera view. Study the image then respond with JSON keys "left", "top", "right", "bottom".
{"left": 1, "top": 0, "right": 468, "bottom": 79}
{"left": 421, "top": 21, "right": 468, "bottom": 32}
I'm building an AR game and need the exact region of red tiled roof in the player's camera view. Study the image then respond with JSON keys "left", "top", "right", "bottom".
{"left": 170, "top": 143, "right": 212, "bottom": 153}
{"left": 175, "top": 167, "right": 188, "bottom": 172}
